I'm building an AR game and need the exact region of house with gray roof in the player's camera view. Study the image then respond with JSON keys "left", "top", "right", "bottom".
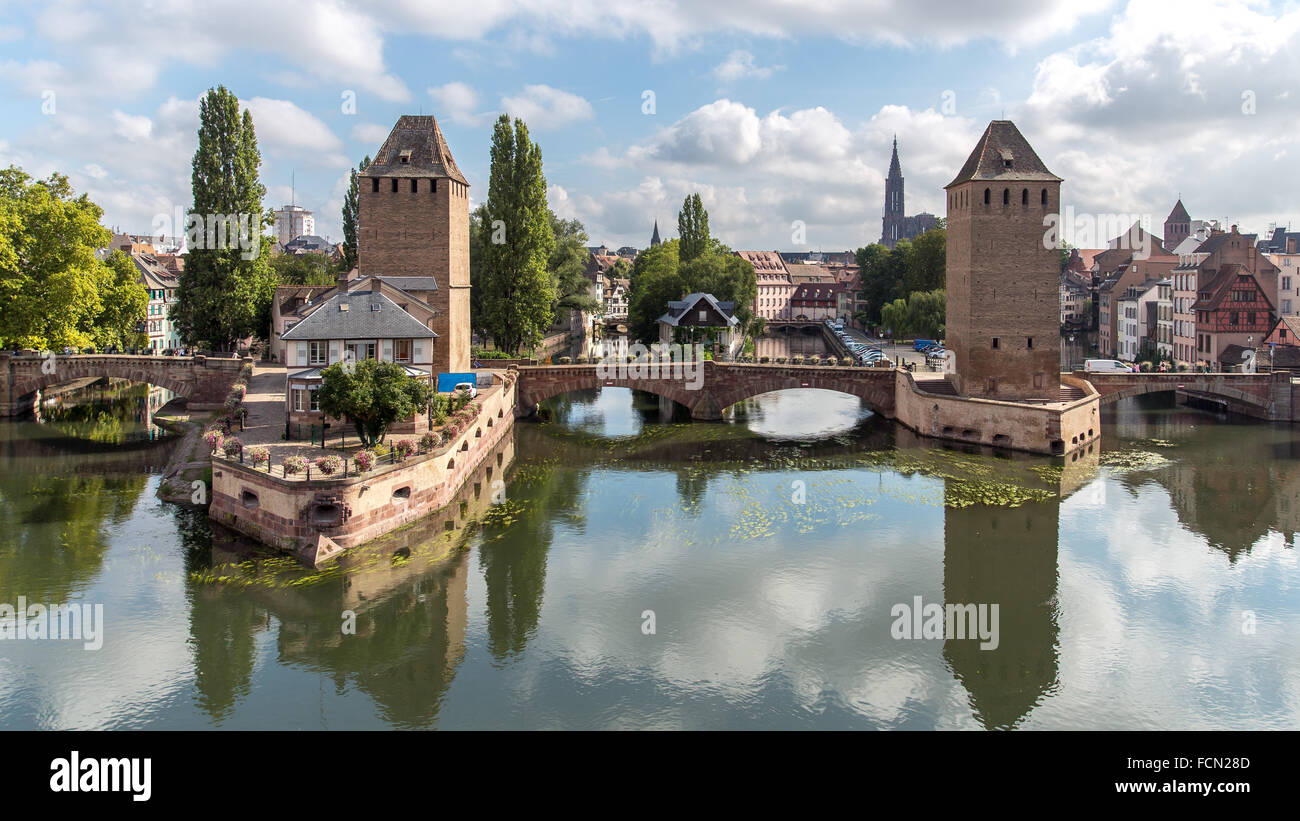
{"left": 657, "top": 292, "right": 743, "bottom": 357}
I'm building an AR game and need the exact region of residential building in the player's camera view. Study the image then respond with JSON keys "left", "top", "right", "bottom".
{"left": 656, "top": 292, "right": 742, "bottom": 358}
{"left": 1116, "top": 290, "right": 1140, "bottom": 361}
{"left": 1191, "top": 262, "right": 1276, "bottom": 370}
{"left": 274, "top": 204, "right": 315, "bottom": 247}
{"left": 944, "top": 120, "right": 1061, "bottom": 399}
{"left": 1266, "top": 234, "right": 1300, "bottom": 316}
{"left": 280, "top": 276, "right": 440, "bottom": 430}
{"left": 734, "top": 250, "right": 794, "bottom": 322}
{"left": 131, "top": 253, "right": 181, "bottom": 351}
{"left": 789, "top": 282, "right": 843, "bottom": 322}
{"left": 1178, "top": 226, "right": 1280, "bottom": 368}
{"left": 880, "top": 136, "right": 938, "bottom": 249}
{"left": 1060, "top": 269, "right": 1090, "bottom": 325}
{"left": 1097, "top": 252, "right": 1177, "bottom": 358}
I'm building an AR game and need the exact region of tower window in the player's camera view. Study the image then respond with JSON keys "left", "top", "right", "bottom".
{"left": 992, "top": 337, "right": 1000, "bottom": 349}
{"left": 984, "top": 188, "right": 990, "bottom": 205}
{"left": 410, "top": 179, "right": 418, "bottom": 193}
{"left": 390, "top": 178, "right": 398, "bottom": 192}
{"left": 1002, "top": 189, "right": 1009, "bottom": 206}
{"left": 1027, "top": 337, "right": 1033, "bottom": 348}
{"left": 1041, "top": 188, "right": 1047, "bottom": 206}
{"left": 433, "top": 179, "right": 437, "bottom": 193}
{"left": 371, "top": 178, "right": 379, "bottom": 193}
{"left": 1022, "top": 188, "right": 1028, "bottom": 206}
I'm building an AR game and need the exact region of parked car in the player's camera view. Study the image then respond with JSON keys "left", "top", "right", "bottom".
{"left": 913, "top": 339, "right": 938, "bottom": 351}
{"left": 453, "top": 382, "right": 477, "bottom": 399}
{"left": 1084, "top": 359, "right": 1133, "bottom": 373}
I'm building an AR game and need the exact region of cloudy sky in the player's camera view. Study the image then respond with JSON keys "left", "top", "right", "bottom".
{"left": 1, "top": 0, "right": 1297, "bottom": 252}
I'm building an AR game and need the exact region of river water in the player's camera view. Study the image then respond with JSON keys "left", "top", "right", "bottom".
{"left": 0, "top": 382, "right": 1297, "bottom": 729}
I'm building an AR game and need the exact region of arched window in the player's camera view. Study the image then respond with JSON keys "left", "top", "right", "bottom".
{"left": 1002, "top": 188, "right": 1009, "bottom": 206}
{"left": 984, "top": 188, "right": 990, "bottom": 205}
{"left": 1021, "top": 188, "right": 1028, "bottom": 206}
{"left": 1041, "top": 188, "right": 1047, "bottom": 206}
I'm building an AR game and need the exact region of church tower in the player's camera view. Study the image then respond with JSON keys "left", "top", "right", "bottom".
{"left": 358, "top": 115, "right": 470, "bottom": 374}
{"left": 1163, "top": 199, "right": 1191, "bottom": 253}
{"left": 651, "top": 220, "right": 661, "bottom": 247}
{"left": 881, "top": 136, "right": 905, "bottom": 248}
{"left": 944, "top": 120, "right": 1062, "bottom": 400}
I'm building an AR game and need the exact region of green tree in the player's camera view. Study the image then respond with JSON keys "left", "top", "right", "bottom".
{"left": 627, "top": 239, "right": 684, "bottom": 342}
{"left": 89, "top": 251, "right": 149, "bottom": 349}
{"left": 316, "top": 359, "right": 433, "bottom": 447}
{"left": 550, "top": 214, "right": 599, "bottom": 315}
{"left": 476, "top": 115, "right": 556, "bottom": 354}
{"left": 855, "top": 243, "right": 895, "bottom": 326}
{"left": 0, "top": 167, "right": 147, "bottom": 349}
{"left": 340, "top": 155, "right": 369, "bottom": 272}
{"left": 677, "top": 193, "right": 710, "bottom": 263}
{"left": 270, "top": 251, "right": 334, "bottom": 286}
{"left": 171, "top": 86, "right": 275, "bottom": 350}
{"left": 904, "top": 227, "right": 946, "bottom": 293}
{"left": 880, "top": 289, "right": 945, "bottom": 339}
{"left": 681, "top": 246, "right": 756, "bottom": 330}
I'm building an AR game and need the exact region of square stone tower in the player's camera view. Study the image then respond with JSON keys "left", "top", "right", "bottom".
{"left": 359, "top": 115, "right": 470, "bottom": 374}
{"left": 944, "top": 121, "right": 1062, "bottom": 400}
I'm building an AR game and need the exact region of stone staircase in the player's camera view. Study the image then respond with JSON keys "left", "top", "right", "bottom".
{"left": 1058, "top": 385, "right": 1086, "bottom": 402}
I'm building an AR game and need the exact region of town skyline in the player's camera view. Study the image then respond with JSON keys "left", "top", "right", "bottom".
{"left": 2, "top": 0, "right": 1298, "bottom": 250}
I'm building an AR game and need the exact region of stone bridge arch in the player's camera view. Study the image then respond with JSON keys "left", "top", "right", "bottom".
{"left": 1074, "top": 371, "right": 1280, "bottom": 418}
{"left": 1, "top": 353, "right": 249, "bottom": 416}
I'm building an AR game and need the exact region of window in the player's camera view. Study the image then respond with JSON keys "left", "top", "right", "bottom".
{"left": 390, "top": 178, "right": 398, "bottom": 192}
{"left": 292, "top": 388, "right": 306, "bottom": 412}
{"left": 984, "top": 188, "right": 990, "bottom": 205}
{"left": 308, "top": 341, "right": 327, "bottom": 365}
{"left": 699, "top": 309, "right": 707, "bottom": 321}
{"left": 410, "top": 179, "right": 418, "bottom": 193}
{"left": 1002, "top": 189, "right": 1009, "bottom": 206}
{"left": 347, "top": 341, "right": 377, "bottom": 361}
{"left": 1041, "top": 188, "right": 1047, "bottom": 206}
{"left": 309, "top": 388, "right": 319, "bottom": 412}
{"left": 1021, "top": 189, "right": 1028, "bottom": 206}
{"left": 394, "top": 339, "right": 411, "bottom": 362}
{"left": 992, "top": 337, "right": 999, "bottom": 349}
{"left": 371, "top": 178, "right": 379, "bottom": 193}
{"left": 1027, "top": 337, "right": 1033, "bottom": 349}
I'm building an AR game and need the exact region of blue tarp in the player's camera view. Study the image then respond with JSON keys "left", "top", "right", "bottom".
{"left": 437, "top": 372, "right": 478, "bottom": 392}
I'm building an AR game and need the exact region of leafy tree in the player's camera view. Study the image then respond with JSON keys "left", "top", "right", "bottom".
{"left": 904, "top": 228, "right": 946, "bottom": 293}
{"left": 880, "top": 289, "right": 946, "bottom": 340}
{"left": 171, "top": 86, "right": 276, "bottom": 350}
{"left": 340, "top": 155, "right": 369, "bottom": 272}
{"left": 550, "top": 214, "right": 599, "bottom": 315}
{"left": 476, "top": 115, "right": 556, "bottom": 354}
{"left": 855, "top": 227, "right": 946, "bottom": 326}
{"left": 270, "top": 251, "right": 334, "bottom": 286}
{"left": 90, "top": 251, "right": 149, "bottom": 349}
{"left": 0, "top": 167, "right": 146, "bottom": 349}
{"left": 316, "top": 359, "right": 433, "bottom": 447}
{"left": 677, "top": 193, "right": 710, "bottom": 263}
{"left": 856, "top": 243, "right": 896, "bottom": 326}
{"left": 627, "top": 239, "right": 684, "bottom": 342}
{"left": 681, "top": 246, "right": 756, "bottom": 330}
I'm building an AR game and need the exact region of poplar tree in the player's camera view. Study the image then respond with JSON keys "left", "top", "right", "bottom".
{"left": 477, "top": 115, "right": 556, "bottom": 354}
{"left": 172, "top": 86, "right": 275, "bottom": 351}
{"left": 677, "top": 193, "right": 710, "bottom": 263}
{"left": 340, "top": 154, "right": 369, "bottom": 272}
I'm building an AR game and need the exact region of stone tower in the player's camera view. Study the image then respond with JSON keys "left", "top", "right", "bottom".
{"left": 881, "top": 136, "right": 905, "bottom": 248}
{"left": 358, "top": 115, "right": 470, "bottom": 374}
{"left": 651, "top": 220, "right": 661, "bottom": 247}
{"left": 1163, "top": 199, "right": 1190, "bottom": 252}
{"left": 944, "top": 120, "right": 1062, "bottom": 400}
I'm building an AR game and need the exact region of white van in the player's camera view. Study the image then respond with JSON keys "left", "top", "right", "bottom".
{"left": 1084, "top": 359, "right": 1133, "bottom": 373}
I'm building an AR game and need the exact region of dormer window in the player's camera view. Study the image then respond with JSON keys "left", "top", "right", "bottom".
{"left": 399, "top": 150, "right": 412, "bottom": 164}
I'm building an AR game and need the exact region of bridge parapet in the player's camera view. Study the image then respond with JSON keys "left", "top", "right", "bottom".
{"left": 1072, "top": 370, "right": 1291, "bottom": 420}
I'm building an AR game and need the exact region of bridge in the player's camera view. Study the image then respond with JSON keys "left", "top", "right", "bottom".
{"left": 516, "top": 361, "right": 898, "bottom": 420}
{"left": 0, "top": 352, "right": 250, "bottom": 416}
{"left": 1072, "top": 370, "right": 1297, "bottom": 420}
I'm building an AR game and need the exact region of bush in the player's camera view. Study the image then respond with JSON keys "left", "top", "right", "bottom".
{"left": 420, "top": 431, "right": 439, "bottom": 451}
{"left": 220, "top": 437, "right": 243, "bottom": 457}
{"left": 557, "top": 355, "right": 573, "bottom": 364}
{"left": 315, "top": 454, "right": 343, "bottom": 475}
{"left": 791, "top": 355, "right": 804, "bottom": 365}
{"left": 775, "top": 356, "right": 787, "bottom": 364}
{"left": 394, "top": 439, "right": 415, "bottom": 460}
{"left": 1139, "top": 361, "right": 1153, "bottom": 372}
{"left": 805, "top": 355, "right": 821, "bottom": 366}
{"left": 284, "top": 455, "right": 308, "bottom": 475}
{"left": 759, "top": 356, "right": 770, "bottom": 363}
{"left": 353, "top": 450, "right": 375, "bottom": 472}
{"left": 247, "top": 446, "right": 269, "bottom": 467}
{"left": 202, "top": 429, "right": 224, "bottom": 453}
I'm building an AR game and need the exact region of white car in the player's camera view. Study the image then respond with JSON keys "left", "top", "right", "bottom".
{"left": 454, "top": 382, "right": 478, "bottom": 398}
{"left": 1083, "top": 359, "right": 1133, "bottom": 373}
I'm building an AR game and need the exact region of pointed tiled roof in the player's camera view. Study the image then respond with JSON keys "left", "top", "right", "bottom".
{"left": 651, "top": 220, "right": 661, "bottom": 246}
{"left": 361, "top": 115, "right": 467, "bottom": 184}
{"left": 946, "top": 120, "right": 1061, "bottom": 187}
{"left": 1166, "top": 199, "right": 1190, "bottom": 223}
{"left": 888, "top": 135, "right": 901, "bottom": 178}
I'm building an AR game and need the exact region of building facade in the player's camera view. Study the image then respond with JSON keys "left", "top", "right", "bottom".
{"left": 735, "top": 250, "right": 795, "bottom": 322}
{"left": 274, "top": 205, "right": 315, "bottom": 247}
{"left": 944, "top": 120, "right": 1061, "bottom": 399}
{"left": 357, "top": 115, "right": 470, "bottom": 374}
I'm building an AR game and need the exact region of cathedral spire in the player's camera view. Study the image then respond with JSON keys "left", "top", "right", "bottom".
{"left": 650, "top": 220, "right": 661, "bottom": 247}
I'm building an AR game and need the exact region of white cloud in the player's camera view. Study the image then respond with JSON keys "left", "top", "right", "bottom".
{"left": 712, "top": 50, "right": 780, "bottom": 83}
{"left": 429, "top": 81, "right": 488, "bottom": 127}
{"left": 501, "top": 84, "right": 594, "bottom": 130}
{"left": 243, "top": 97, "right": 347, "bottom": 166}
{"left": 350, "top": 122, "right": 392, "bottom": 146}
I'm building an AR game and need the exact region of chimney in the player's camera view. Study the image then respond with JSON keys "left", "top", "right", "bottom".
{"left": 1288, "top": 236, "right": 1297, "bottom": 255}
{"left": 337, "top": 266, "right": 352, "bottom": 294}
